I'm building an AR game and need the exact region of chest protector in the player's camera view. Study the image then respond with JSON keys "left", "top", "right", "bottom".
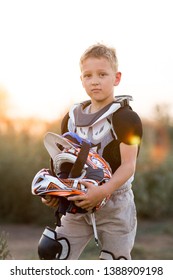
{"left": 68, "top": 95, "right": 133, "bottom": 156}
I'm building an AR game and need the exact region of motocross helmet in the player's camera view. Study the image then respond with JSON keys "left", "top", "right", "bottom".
{"left": 31, "top": 132, "right": 112, "bottom": 211}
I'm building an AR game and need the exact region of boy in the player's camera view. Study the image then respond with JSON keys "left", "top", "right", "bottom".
{"left": 42, "top": 43, "right": 143, "bottom": 259}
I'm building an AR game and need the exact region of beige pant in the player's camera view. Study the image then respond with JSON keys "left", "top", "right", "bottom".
{"left": 56, "top": 186, "right": 137, "bottom": 260}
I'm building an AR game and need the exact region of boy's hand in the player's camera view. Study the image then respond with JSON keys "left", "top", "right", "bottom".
{"left": 41, "top": 195, "right": 59, "bottom": 208}
{"left": 67, "top": 181, "right": 106, "bottom": 211}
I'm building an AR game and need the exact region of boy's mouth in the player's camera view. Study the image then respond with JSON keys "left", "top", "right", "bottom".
{"left": 91, "top": 88, "right": 101, "bottom": 92}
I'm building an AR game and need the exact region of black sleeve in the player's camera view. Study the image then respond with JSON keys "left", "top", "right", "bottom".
{"left": 61, "top": 112, "right": 69, "bottom": 134}
{"left": 112, "top": 106, "right": 143, "bottom": 145}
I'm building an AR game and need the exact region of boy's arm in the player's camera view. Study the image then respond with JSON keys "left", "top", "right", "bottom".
{"left": 102, "top": 142, "right": 137, "bottom": 195}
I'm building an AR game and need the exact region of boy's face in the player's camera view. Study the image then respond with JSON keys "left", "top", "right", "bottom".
{"left": 80, "top": 57, "right": 121, "bottom": 104}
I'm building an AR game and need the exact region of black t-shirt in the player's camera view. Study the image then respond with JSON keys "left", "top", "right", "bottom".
{"left": 103, "top": 106, "right": 142, "bottom": 172}
{"left": 61, "top": 105, "right": 143, "bottom": 173}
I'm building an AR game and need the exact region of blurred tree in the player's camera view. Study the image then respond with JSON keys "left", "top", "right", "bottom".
{"left": 153, "top": 103, "right": 171, "bottom": 126}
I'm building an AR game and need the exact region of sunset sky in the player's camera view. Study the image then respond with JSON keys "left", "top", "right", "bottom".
{"left": 0, "top": 0, "right": 173, "bottom": 121}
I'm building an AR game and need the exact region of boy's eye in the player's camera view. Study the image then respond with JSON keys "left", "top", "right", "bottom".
{"left": 83, "top": 74, "right": 91, "bottom": 78}
{"left": 99, "top": 73, "right": 107, "bottom": 77}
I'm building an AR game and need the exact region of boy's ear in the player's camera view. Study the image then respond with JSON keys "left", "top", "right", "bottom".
{"left": 114, "top": 72, "right": 121, "bottom": 86}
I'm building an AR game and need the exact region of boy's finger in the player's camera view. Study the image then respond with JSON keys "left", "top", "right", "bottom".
{"left": 67, "top": 195, "right": 85, "bottom": 201}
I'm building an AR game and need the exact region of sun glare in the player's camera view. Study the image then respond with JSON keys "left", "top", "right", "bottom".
{"left": 128, "top": 135, "right": 141, "bottom": 146}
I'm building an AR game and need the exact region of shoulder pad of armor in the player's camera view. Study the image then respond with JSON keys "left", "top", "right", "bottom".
{"left": 69, "top": 95, "right": 133, "bottom": 127}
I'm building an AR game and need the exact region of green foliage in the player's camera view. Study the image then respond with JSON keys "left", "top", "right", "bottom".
{"left": 133, "top": 119, "right": 173, "bottom": 218}
{"left": 134, "top": 157, "right": 173, "bottom": 218}
{"left": 0, "top": 111, "right": 173, "bottom": 224}
{"left": 0, "top": 231, "right": 11, "bottom": 260}
{"left": 0, "top": 119, "right": 61, "bottom": 224}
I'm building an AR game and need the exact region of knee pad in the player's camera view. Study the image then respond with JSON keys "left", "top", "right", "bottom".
{"left": 100, "top": 250, "right": 127, "bottom": 260}
{"left": 38, "top": 227, "right": 70, "bottom": 260}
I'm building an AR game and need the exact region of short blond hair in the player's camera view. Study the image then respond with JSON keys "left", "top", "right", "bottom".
{"left": 80, "top": 43, "right": 118, "bottom": 72}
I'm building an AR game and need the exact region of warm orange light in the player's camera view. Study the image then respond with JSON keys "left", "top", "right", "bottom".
{"left": 150, "top": 145, "right": 169, "bottom": 164}
{"left": 128, "top": 135, "right": 141, "bottom": 145}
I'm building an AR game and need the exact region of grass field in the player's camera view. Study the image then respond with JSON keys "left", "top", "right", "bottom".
{"left": 1, "top": 219, "right": 173, "bottom": 260}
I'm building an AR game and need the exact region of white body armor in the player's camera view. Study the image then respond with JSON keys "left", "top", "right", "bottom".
{"left": 68, "top": 96, "right": 132, "bottom": 155}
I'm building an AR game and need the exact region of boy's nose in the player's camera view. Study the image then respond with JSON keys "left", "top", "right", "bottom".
{"left": 91, "top": 78, "right": 99, "bottom": 85}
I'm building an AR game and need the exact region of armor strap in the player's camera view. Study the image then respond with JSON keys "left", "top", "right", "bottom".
{"left": 69, "top": 140, "right": 91, "bottom": 178}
